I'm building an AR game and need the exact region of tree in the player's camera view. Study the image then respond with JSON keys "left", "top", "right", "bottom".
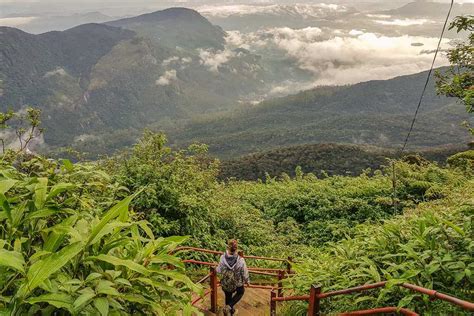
{"left": 0, "top": 107, "right": 44, "bottom": 154}
{"left": 435, "top": 15, "right": 473, "bottom": 133}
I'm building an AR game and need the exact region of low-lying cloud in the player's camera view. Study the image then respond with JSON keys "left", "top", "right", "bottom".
{"left": 226, "top": 27, "right": 449, "bottom": 86}
{"left": 156, "top": 70, "right": 177, "bottom": 86}
{"left": 374, "top": 18, "right": 432, "bottom": 26}
{"left": 198, "top": 48, "right": 235, "bottom": 73}
{"left": 0, "top": 16, "right": 36, "bottom": 27}
{"left": 198, "top": 4, "right": 349, "bottom": 19}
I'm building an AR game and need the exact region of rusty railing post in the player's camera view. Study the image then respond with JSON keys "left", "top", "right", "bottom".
{"left": 308, "top": 284, "right": 321, "bottom": 316}
{"left": 270, "top": 289, "right": 277, "bottom": 316}
{"left": 210, "top": 266, "right": 218, "bottom": 313}
{"left": 287, "top": 257, "right": 293, "bottom": 274}
{"left": 278, "top": 270, "right": 285, "bottom": 297}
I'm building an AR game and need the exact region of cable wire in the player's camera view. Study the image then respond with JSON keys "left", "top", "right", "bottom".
{"left": 398, "top": 0, "right": 455, "bottom": 155}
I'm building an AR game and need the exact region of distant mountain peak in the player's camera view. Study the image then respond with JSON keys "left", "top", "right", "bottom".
{"left": 108, "top": 7, "right": 211, "bottom": 25}
{"left": 106, "top": 7, "right": 225, "bottom": 50}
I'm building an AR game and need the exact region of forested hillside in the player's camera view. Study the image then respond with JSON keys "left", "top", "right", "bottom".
{"left": 0, "top": 3, "right": 473, "bottom": 315}
{"left": 1, "top": 7, "right": 472, "bottom": 156}
{"left": 0, "top": 8, "right": 267, "bottom": 151}
{"left": 0, "top": 131, "right": 472, "bottom": 314}
{"left": 170, "top": 69, "right": 471, "bottom": 158}
{"left": 219, "top": 143, "right": 467, "bottom": 180}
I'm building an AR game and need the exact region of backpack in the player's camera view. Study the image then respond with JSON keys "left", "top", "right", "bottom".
{"left": 221, "top": 267, "right": 239, "bottom": 292}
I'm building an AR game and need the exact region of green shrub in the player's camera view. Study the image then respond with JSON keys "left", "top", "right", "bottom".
{"left": 0, "top": 157, "right": 200, "bottom": 315}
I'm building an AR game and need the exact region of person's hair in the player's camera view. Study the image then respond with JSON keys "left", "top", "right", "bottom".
{"left": 227, "top": 239, "right": 238, "bottom": 254}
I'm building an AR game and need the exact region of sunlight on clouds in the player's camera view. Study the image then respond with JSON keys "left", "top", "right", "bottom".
{"left": 198, "top": 3, "right": 348, "bottom": 18}
{"left": 374, "top": 19, "right": 432, "bottom": 26}
{"left": 226, "top": 27, "right": 450, "bottom": 87}
{"left": 0, "top": 17, "right": 37, "bottom": 27}
{"left": 156, "top": 70, "right": 177, "bottom": 86}
{"left": 198, "top": 48, "right": 235, "bottom": 73}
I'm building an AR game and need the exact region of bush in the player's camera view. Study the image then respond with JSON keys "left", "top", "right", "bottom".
{"left": 0, "top": 156, "right": 200, "bottom": 315}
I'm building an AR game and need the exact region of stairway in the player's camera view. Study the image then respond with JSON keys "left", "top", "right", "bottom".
{"left": 197, "top": 287, "right": 272, "bottom": 316}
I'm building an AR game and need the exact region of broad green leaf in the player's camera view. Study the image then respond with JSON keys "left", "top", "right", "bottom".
{"left": 149, "top": 254, "right": 185, "bottom": 270}
{"left": 0, "top": 308, "right": 12, "bottom": 316}
{"left": 26, "top": 208, "right": 57, "bottom": 220}
{"left": 34, "top": 178, "right": 48, "bottom": 210}
{"left": 137, "top": 221, "right": 154, "bottom": 240}
{"left": 89, "top": 254, "right": 149, "bottom": 276}
{"left": 86, "top": 194, "right": 138, "bottom": 247}
{"left": 398, "top": 294, "right": 418, "bottom": 308}
{"left": 0, "top": 249, "right": 25, "bottom": 273}
{"left": 156, "top": 270, "right": 200, "bottom": 292}
{"left": 114, "top": 278, "right": 131, "bottom": 286}
{"left": 73, "top": 288, "right": 95, "bottom": 311}
{"left": 0, "top": 179, "right": 17, "bottom": 194}
{"left": 18, "top": 242, "right": 83, "bottom": 298}
{"left": 89, "top": 222, "right": 131, "bottom": 246}
{"left": 94, "top": 297, "right": 109, "bottom": 316}
{"left": 46, "top": 183, "right": 75, "bottom": 202}
{"left": 43, "top": 215, "right": 78, "bottom": 252}
{"left": 134, "top": 277, "right": 187, "bottom": 298}
{"left": 441, "top": 219, "right": 464, "bottom": 236}
{"left": 85, "top": 273, "right": 103, "bottom": 283}
{"left": 61, "top": 159, "right": 74, "bottom": 172}
{"left": 96, "top": 280, "right": 120, "bottom": 296}
{"left": 26, "top": 293, "right": 74, "bottom": 311}
{"left": 0, "top": 193, "right": 11, "bottom": 223}
{"left": 11, "top": 202, "right": 27, "bottom": 227}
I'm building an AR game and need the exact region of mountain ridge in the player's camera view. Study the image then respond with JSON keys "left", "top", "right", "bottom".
{"left": 168, "top": 68, "right": 472, "bottom": 158}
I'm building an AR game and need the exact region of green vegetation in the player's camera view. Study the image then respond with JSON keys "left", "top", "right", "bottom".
{"left": 0, "top": 11, "right": 473, "bottom": 315}
{"left": 284, "top": 176, "right": 473, "bottom": 315}
{"left": 0, "top": 127, "right": 472, "bottom": 314}
{"left": 170, "top": 69, "right": 471, "bottom": 159}
{"left": 436, "top": 15, "right": 473, "bottom": 133}
{"left": 0, "top": 153, "right": 201, "bottom": 315}
{"left": 219, "top": 143, "right": 466, "bottom": 181}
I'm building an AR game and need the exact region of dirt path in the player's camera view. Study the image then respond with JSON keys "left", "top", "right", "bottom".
{"left": 197, "top": 287, "right": 272, "bottom": 316}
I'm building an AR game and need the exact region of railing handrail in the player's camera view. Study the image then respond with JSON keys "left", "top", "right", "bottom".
{"left": 270, "top": 281, "right": 474, "bottom": 315}
{"left": 176, "top": 247, "right": 474, "bottom": 315}
{"left": 172, "top": 246, "right": 292, "bottom": 263}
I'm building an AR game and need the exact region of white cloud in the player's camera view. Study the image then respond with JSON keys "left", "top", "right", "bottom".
{"left": 197, "top": 3, "right": 348, "bottom": 18}
{"left": 0, "top": 16, "right": 37, "bottom": 27}
{"left": 225, "top": 27, "right": 449, "bottom": 87}
{"left": 44, "top": 67, "right": 67, "bottom": 78}
{"left": 276, "top": 32, "right": 448, "bottom": 84}
{"left": 366, "top": 14, "right": 391, "bottom": 19}
{"left": 156, "top": 70, "right": 177, "bottom": 86}
{"left": 349, "top": 29, "right": 364, "bottom": 36}
{"left": 161, "top": 56, "right": 179, "bottom": 67}
{"left": 199, "top": 48, "right": 235, "bottom": 73}
{"left": 374, "top": 18, "right": 432, "bottom": 26}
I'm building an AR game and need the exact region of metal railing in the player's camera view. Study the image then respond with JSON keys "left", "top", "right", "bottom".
{"left": 270, "top": 282, "right": 474, "bottom": 316}
{"left": 172, "top": 247, "right": 474, "bottom": 315}
{"left": 173, "top": 246, "right": 292, "bottom": 314}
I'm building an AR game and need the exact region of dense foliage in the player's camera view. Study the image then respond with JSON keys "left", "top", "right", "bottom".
{"left": 219, "top": 143, "right": 465, "bottom": 181}
{"left": 436, "top": 15, "right": 474, "bottom": 116}
{"left": 284, "top": 172, "right": 473, "bottom": 314}
{"left": 0, "top": 153, "right": 201, "bottom": 315}
{"left": 0, "top": 130, "right": 472, "bottom": 314}
{"left": 170, "top": 69, "right": 470, "bottom": 159}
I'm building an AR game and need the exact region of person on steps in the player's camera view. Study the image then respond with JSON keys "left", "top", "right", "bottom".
{"left": 217, "top": 239, "right": 249, "bottom": 316}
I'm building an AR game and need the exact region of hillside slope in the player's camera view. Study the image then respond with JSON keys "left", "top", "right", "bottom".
{"left": 219, "top": 143, "right": 467, "bottom": 181}
{"left": 0, "top": 8, "right": 266, "bottom": 150}
{"left": 169, "top": 69, "right": 472, "bottom": 158}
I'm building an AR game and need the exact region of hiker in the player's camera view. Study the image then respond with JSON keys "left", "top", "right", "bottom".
{"left": 217, "top": 239, "right": 249, "bottom": 316}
